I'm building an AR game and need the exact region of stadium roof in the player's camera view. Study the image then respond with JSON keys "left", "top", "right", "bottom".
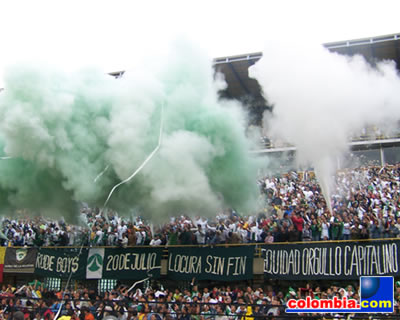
{"left": 213, "top": 32, "right": 400, "bottom": 104}
{"left": 213, "top": 52, "right": 263, "bottom": 102}
{"left": 73, "top": 32, "right": 400, "bottom": 107}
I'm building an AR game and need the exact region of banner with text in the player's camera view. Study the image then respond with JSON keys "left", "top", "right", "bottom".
{"left": 35, "top": 248, "right": 88, "bottom": 279}
{"left": 262, "top": 240, "right": 400, "bottom": 280}
{"left": 4, "top": 248, "right": 37, "bottom": 272}
{"left": 101, "top": 247, "right": 162, "bottom": 279}
{"left": 168, "top": 246, "right": 254, "bottom": 280}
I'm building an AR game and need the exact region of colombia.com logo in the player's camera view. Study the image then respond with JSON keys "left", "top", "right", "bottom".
{"left": 286, "top": 276, "right": 394, "bottom": 313}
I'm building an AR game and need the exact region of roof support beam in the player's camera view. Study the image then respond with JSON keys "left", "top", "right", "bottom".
{"left": 228, "top": 62, "right": 250, "bottom": 95}
{"left": 396, "top": 43, "right": 400, "bottom": 71}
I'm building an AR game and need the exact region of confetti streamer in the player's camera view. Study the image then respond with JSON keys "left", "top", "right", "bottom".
{"left": 103, "top": 102, "right": 164, "bottom": 209}
{"left": 94, "top": 165, "right": 109, "bottom": 183}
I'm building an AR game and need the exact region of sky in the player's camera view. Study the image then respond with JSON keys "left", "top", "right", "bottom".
{"left": 0, "top": 0, "right": 399, "bottom": 83}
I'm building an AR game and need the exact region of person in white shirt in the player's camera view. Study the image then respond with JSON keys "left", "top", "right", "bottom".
{"left": 321, "top": 217, "right": 330, "bottom": 240}
{"left": 149, "top": 235, "right": 162, "bottom": 246}
{"left": 117, "top": 223, "right": 127, "bottom": 241}
{"left": 95, "top": 229, "right": 103, "bottom": 245}
{"left": 136, "top": 229, "right": 144, "bottom": 245}
{"left": 250, "top": 223, "right": 263, "bottom": 242}
{"left": 108, "top": 232, "right": 116, "bottom": 246}
{"left": 120, "top": 233, "right": 128, "bottom": 247}
{"left": 194, "top": 225, "right": 206, "bottom": 245}
{"left": 238, "top": 225, "right": 249, "bottom": 243}
{"left": 342, "top": 217, "right": 351, "bottom": 240}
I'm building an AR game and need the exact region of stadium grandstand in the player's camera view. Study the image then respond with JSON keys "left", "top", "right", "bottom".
{"left": 212, "top": 33, "right": 400, "bottom": 170}
{"left": 109, "top": 33, "right": 400, "bottom": 169}
{"left": 1, "top": 33, "right": 400, "bottom": 319}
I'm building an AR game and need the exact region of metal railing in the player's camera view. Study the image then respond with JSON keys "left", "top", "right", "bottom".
{"left": 8, "top": 237, "right": 400, "bottom": 259}
{"left": 258, "top": 132, "right": 400, "bottom": 150}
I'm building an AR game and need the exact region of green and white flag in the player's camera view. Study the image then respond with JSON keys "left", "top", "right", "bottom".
{"left": 87, "top": 248, "right": 104, "bottom": 279}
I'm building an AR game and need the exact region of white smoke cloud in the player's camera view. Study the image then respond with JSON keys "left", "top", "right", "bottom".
{"left": 250, "top": 39, "right": 400, "bottom": 210}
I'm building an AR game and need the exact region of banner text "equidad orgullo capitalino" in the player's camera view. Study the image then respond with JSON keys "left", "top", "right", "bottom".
{"left": 263, "top": 243, "right": 398, "bottom": 278}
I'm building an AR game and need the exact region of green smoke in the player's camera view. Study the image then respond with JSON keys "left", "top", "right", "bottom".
{"left": 0, "top": 40, "right": 259, "bottom": 222}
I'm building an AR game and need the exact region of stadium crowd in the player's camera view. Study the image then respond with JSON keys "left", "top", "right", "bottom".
{"left": 0, "top": 164, "right": 399, "bottom": 319}
{"left": 1, "top": 279, "right": 400, "bottom": 319}
{"left": 1, "top": 164, "right": 400, "bottom": 247}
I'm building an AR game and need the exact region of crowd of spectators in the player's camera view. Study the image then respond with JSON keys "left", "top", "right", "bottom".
{"left": 1, "top": 279, "right": 400, "bottom": 319}
{"left": 1, "top": 164, "right": 400, "bottom": 247}
{"left": 1, "top": 164, "right": 400, "bottom": 319}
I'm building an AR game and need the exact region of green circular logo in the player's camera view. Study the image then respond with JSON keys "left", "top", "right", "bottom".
{"left": 87, "top": 253, "right": 103, "bottom": 272}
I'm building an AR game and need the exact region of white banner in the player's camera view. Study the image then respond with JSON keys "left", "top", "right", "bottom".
{"left": 86, "top": 248, "right": 104, "bottom": 279}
